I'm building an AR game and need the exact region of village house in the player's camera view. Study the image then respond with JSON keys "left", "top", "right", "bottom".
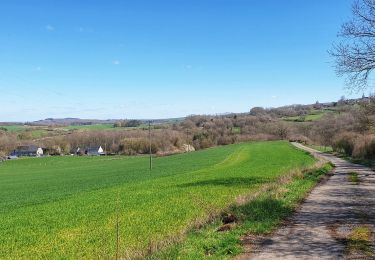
{"left": 70, "top": 147, "right": 84, "bottom": 156}
{"left": 85, "top": 146, "right": 105, "bottom": 156}
{"left": 10, "top": 145, "right": 44, "bottom": 158}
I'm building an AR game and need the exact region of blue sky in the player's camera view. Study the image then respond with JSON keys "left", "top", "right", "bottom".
{"left": 0, "top": 0, "right": 362, "bottom": 121}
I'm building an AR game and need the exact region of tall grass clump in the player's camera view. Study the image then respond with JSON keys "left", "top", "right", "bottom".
{"left": 332, "top": 132, "right": 375, "bottom": 160}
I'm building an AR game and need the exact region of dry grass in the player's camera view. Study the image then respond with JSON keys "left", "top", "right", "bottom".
{"left": 347, "top": 226, "right": 374, "bottom": 258}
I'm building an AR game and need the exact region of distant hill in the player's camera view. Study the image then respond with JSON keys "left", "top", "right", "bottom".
{"left": 0, "top": 97, "right": 368, "bottom": 126}
{"left": 0, "top": 117, "right": 185, "bottom": 126}
{"left": 30, "top": 118, "right": 119, "bottom": 126}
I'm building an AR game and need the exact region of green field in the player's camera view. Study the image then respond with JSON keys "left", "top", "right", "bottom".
{"left": 0, "top": 124, "right": 27, "bottom": 132}
{"left": 0, "top": 123, "right": 143, "bottom": 136}
{"left": 283, "top": 109, "right": 336, "bottom": 122}
{"left": 0, "top": 141, "right": 315, "bottom": 258}
{"left": 63, "top": 123, "right": 115, "bottom": 131}
{"left": 152, "top": 163, "right": 332, "bottom": 259}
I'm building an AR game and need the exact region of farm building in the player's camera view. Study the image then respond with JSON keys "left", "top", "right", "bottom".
{"left": 85, "top": 146, "right": 105, "bottom": 156}
{"left": 10, "top": 145, "right": 44, "bottom": 157}
{"left": 70, "top": 147, "right": 84, "bottom": 156}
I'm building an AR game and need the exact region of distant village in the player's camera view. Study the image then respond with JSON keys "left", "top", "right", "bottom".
{"left": 8, "top": 145, "right": 105, "bottom": 159}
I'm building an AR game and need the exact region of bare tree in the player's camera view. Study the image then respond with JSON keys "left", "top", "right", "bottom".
{"left": 330, "top": 0, "right": 375, "bottom": 91}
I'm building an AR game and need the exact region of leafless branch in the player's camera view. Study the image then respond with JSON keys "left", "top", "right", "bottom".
{"left": 331, "top": 0, "right": 375, "bottom": 91}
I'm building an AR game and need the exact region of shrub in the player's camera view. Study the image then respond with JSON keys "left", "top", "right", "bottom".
{"left": 288, "top": 134, "right": 311, "bottom": 144}
{"left": 125, "top": 120, "right": 142, "bottom": 127}
{"left": 0, "top": 151, "right": 6, "bottom": 161}
{"left": 352, "top": 134, "right": 375, "bottom": 159}
{"left": 332, "top": 132, "right": 358, "bottom": 156}
{"left": 120, "top": 138, "right": 158, "bottom": 155}
{"left": 217, "top": 136, "right": 235, "bottom": 145}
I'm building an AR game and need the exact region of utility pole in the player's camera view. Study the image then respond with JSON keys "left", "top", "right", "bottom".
{"left": 149, "top": 120, "right": 152, "bottom": 170}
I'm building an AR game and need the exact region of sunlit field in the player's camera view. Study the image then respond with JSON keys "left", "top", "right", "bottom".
{"left": 0, "top": 141, "right": 314, "bottom": 258}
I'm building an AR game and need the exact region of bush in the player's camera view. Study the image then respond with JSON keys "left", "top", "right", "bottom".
{"left": 288, "top": 134, "right": 311, "bottom": 144}
{"left": 125, "top": 120, "right": 142, "bottom": 128}
{"left": 217, "top": 136, "right": 236, "bottom": 145}
{"left": 332, "top": 132, "right": 358, "bottom": 156}
{"left": 119, "top": 138, "right": 158, "bottom": 155}
{"left": 0, "top": 151, "right": 6, "bottom": 161}
{"left": 352, "top": 135, "right": 375, "bottom": 159}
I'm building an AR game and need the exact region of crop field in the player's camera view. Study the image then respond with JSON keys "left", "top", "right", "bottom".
{"left": 0, "top": 123, "right": 146, "bottom": 137}
{"left": 0, "top": 124, "right": 28, "bottom": 132}
{"left": 0, "top": 141, "right": 315, "bottom": 258}
{"left": 63, "top": 123, "right": 116, "bottom": 131}
{"left": 0, "top": 123, "right": 115, "bottom": 132}
{"left": 63, "top": 123, "right": 152, "bottom": 131}
{"left": 283, "top": 109, "right": 337, "bottom": 122}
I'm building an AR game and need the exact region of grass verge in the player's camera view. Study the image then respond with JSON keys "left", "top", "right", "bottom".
{"left": 347, "top": 226, "right": 374, "bottom": 257}
{"left": 330, "top": 223, "right": 374, "bottom": 258}
{"left": 306, "top": 144, "right": 333, "bottom": 153}
{"left": 348, "top": 172, "right": 360, "bottom": 184}
{"left": 149, "top": 162, "right": 333, "bottom": 259}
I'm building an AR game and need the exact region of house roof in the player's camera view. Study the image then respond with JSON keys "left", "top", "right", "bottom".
{"left": 86, "top": 146, "right": 103, "bottom": 153}
{"left": 86, "top": 146, "right": 101, "bottom": 150}
{"left": 16, "top": 145, "right": 40, "bottom": 152}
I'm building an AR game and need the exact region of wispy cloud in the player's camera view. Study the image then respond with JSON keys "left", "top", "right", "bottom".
{"left": 77, "top": 27, "right": 94, "bottom": 33}
{"left": 112, "top": 60, "right": 120, "bottom": 65}
{"left": 185, "top": 65, "right": 193, "bottom": 70}
{"left": 34, "top": 66, "right": 42, "bottom": 71}
{"left": 45, "top": 25, "right": 55, "bottom": 31}
{"left": 271, "top": 95, "right": 278, "bottom": 99}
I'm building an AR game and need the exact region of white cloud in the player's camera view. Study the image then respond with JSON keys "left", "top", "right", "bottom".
{"left": 77, "top": 27, "right": 94, "bottom": 33}
{"left": 271, "top": 95, "right": 278, "bottom": 99}
{"left": 45, "top": 25, "right": 55, "bottom": 31}
{"left": 112, "top": 60, "right": 120, "bottom": 65}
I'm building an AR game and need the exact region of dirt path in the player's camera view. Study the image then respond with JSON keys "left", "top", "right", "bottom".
{"left": 238, "top": 143, "right": 375, "bottom": 260}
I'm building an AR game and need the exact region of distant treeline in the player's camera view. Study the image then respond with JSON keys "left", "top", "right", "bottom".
{"left": 1, "top": 97, "right": 375, "bottom": 161}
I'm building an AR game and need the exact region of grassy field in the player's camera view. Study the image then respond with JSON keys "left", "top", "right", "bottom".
{"left": 0, "top": 125, "right": 53, "bottom": 139}
{"left": 283, "top": 109, "right": 336, "bottom": 122}
{"left": 0, "top": 141, "right": 315, "bottom": 258}
{"left": 63, "top": 123, "right": 115, "bottom": 131}
{"left": 151, "top": 163, "right": 332, "bottom": 259}
{"left": 0, "top": 123, "right": 115, "bottom": 132}
{"left": 0, "top": 123, "right": 145, "bottom": 137}
{"left": 0, "top": 124, "right": 27, "bottom": 132}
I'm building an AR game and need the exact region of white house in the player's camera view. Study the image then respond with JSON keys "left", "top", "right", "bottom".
{"left": 10, "top": 145, "right": 44, "bottom": 157}
{"left": 85, "top": 146, "right": 105, "bottom": 156}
